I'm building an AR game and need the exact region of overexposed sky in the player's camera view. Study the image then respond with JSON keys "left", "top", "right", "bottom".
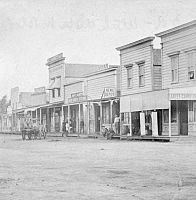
{"left": 0, "top": 0, "right": 196, "bottom": 98}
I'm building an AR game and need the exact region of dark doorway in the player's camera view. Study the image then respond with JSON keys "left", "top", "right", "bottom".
{"left": 157, "top": 110, "right": 162, "bottom": 136}
{"left": 178, "top": 101, "right": 188, "bottom": 135}
{"left": 94, "top": 104, "right": 100, "bottom": 133}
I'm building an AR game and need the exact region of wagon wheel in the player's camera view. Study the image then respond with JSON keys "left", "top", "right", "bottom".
{"left": 22, "top": 130, "right": 26, "bottom": 140}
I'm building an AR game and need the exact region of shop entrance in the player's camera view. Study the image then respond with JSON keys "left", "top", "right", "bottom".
{"left": 94, "top": 104, "right": 100, "bottom": 133}
{"left": 179, "top": 101, "right": 188, "bottom": 135}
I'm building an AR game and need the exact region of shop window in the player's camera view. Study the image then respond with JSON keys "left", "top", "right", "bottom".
{"left": 138, "top": 63, "right": 145, "bottom": 87}
{"left": 102, "top": 103, "right": 110, "bottom": 124}
{"left": 194, "top": 102, "right": 196, "bottom": 122}
{"left": 187, "top": 51, "right": 196, "bottom": 80}
{"left": 163, "top": 110, "right": 169, "bottom": 123}
{"left": 121, "top": 112, "right": 130, "bottom": 124}
{"left": 189, "top": 101, "right": 193, "bottom": 122}
{"left": 171, "top": 55, "right": 179, "bottom": 83}
{"left": 171, "top": 101, "right": 177, "bottom": 123}
{"left": 127, "top": 67, "right": 133, "bottom": 88}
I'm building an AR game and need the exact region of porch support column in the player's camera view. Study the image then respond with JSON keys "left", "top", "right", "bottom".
{"left": 100, "top": 102, "right": 102, "bottom": 133}
{"left": 53, "top": 107, "right": 55, "bottom": 132}
{"left": 169, "top": 100, "right": 171, "bottom": 137}
{"left": 68, "top": 104, "right": 70, "bottom": 133}
{"left": 152, "top": 111, "right": 158, "bottom": 137}
{"left": 46, "top": 108, "right": 49, "bottom": 132}
{"left": 60, "top": 105, "right": 63, "bottom": 132}
{"left": 39, "top": 108, "right": 41, "bottom": 124}
{"left": 129, "top": 112, "right": 132, "bottom": 136}
{"left": 35, "top": 109, "right": 38, "bottom": 125}
{"left": 87, "top": 102, "right": 90, "bottom": 135}
{"left": 140, "top": 112, "right": 145, "bottom": 136}
{"left": 78, "top": 104, "right": 81, "bottom": 135}
{"left": 110, "top": 100, "right": 113, "bottom": 128}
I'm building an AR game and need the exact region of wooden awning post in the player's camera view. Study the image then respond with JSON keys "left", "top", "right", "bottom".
{"left": 169, "top": 100, "right": 171, "bottom": 137}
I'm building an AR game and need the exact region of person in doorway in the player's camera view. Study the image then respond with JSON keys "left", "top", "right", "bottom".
{"left": 65, "top": 120, "right": 69, "bottom": 136}
{"left": 114, "top": 115, "right": 120, "bottom": 135}
{"left": 80, "top": 120, "right": 84, "bottom": 134}
{"left": 62, "top": 120, "right": 66, "bottom": 137}
{"left": 69, "top": 119, "right": 73, "bottom": 133}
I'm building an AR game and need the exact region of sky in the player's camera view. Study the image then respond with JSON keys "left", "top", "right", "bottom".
{"left": 0, "top": 0, "right": 196, "bottom": 98}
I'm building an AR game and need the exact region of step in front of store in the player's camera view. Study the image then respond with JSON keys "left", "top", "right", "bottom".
{"left": 127, "top": 135, "right": 170, "bottom": 142}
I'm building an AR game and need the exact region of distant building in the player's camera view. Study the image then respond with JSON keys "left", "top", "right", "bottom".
{"left": 11, "top": 87, "right": 48, "bottom": 131}
{"left": 46, "top": 52, "right": 120, "bottom": 134}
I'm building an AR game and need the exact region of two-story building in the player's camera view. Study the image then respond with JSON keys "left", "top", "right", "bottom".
{"left": 63, "top": 64, "right": 120, "bottom": 136}
{"left": 116, "top": 37, "right": 168, "bottom": 137}
{"left": 156, "top": 20, "right": 196, "bottom": 136}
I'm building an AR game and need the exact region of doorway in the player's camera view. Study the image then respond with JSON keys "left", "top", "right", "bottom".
{"left": 178, "top": 101, "right": 188, "bottom": 135}
{"left": 94, "top": 104, "right": 100, "bottom": 133}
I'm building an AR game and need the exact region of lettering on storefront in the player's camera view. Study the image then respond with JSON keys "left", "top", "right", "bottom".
{"left": 68, "top": 92, "right": 87, "bottom": 104}
{"left": 101, "top": 88, "right": 115, "bottom": 99}
{"left": 169, "top": 93, "right": 196, "bottom": 100}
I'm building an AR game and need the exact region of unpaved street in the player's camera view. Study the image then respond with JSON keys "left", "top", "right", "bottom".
{"left": 0, "top": 135, "right": 196, "bottom": 200}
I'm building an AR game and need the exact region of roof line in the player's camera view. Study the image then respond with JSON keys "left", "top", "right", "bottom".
{"left": 155, "top": 20, "right": 196, "bottom": 37}
{"left": 116, "top": 36, "right": 155, "bottom": 51}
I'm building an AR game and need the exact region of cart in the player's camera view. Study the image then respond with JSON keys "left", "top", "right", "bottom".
{"left": 21, "top": 125, "right": 46, "bottom": 140}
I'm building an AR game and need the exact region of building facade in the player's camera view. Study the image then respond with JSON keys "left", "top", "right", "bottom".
{"left": 63, "top": 64, "right": 120, "bottom": 136}
{"left": 11, "top": 87, "right": 48, "bottom": 132}
{"left": 116, "top": 37, "right": 168, "bottom": 137}
{"left": 156, "top": 20, "right": 196, "bottom": 136}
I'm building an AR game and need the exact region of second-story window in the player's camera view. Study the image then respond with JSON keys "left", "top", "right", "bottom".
{"left": 127, "top": 66, "right": 133, "bottom": 88}
{"left": 138, "top": 63, "right": 145, "bottom": 87}
{"left": 187, "top": 51, "right": 196, "bottom": 80}
{"left": 171, "top": 55, "right": 179, "bottom": 83}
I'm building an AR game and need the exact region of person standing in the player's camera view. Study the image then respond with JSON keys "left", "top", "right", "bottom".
{"left": 114, "top": 115, "right": 120, "bottom": 135}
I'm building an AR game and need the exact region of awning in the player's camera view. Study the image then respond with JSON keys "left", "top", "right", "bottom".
{"left": 122, "top": 90, "right": 169, "bottom": 113}
{"left": 46, "top": 79, "right": 55, "bottom": 90}
{"left": 53, "top": 77, "right": 61, "bottom": 89}
{"left": 142, "top": 90, "right": 169, "bottom": 110}
{"left": 169, "top": 86, "right": 196, "bottom": 100}
{"left": 120, "top": 96, "right": 130, "bottom": 113}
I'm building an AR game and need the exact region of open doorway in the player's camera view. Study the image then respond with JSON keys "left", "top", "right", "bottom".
{"left": 179, "top": 101, "right": 188, "bottom": 135}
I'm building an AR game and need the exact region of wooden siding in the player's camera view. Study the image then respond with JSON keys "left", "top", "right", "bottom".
{"left": 161, "top": 26, "right": 196, "bottom": 89}
{"left": 48, "top": 63, "right": 65, "bottom": 103}
{"left": 87, "top": 71, "right": 116, "bottom": 100}
{"left": 153, "top": 65, "right": 162, "bottom": 90}
{"left": 64, "top": 82, "right": 83, "bottom": 104}
{"left": 120, "top": 44, "right": 153, "bottom": 96}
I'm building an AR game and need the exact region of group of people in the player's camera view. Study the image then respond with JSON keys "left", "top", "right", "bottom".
{"left": 62, "top": 115, "right": 120, "bottom": 137}
{"left": 62, "top": 119, "right": 84, "bottom": 137}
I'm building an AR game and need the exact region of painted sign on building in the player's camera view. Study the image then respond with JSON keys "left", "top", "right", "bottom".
{"left": 68, "top": 92, "right": 87, "bottom": 104}
{"left": 101, "top": 88, "right": 116, "bottom": 99}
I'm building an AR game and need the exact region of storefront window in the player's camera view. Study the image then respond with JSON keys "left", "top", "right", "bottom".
{"left": 163, "top": 110, "right": 169, "bottom": 123}
{"left": 171, "top": 101, "right": 177, "bottom": 123}
{"left": 189, "top": 101, "right": 193, "bottom": 122}
{"left": 102, "top": 103, "right": 110, "bottom": 124}
{"left": 194, "top": 102, "right": 196, "bottom": 122}
{"left": 188, "top": 101, "right": 196, "bottom": 122}
{"left": 121, "top": 112, "right": 130, "bottom": 124}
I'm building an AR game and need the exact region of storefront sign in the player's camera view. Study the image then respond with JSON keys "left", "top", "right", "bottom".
{"left": 169, "top": 93, "right": 196, "bottom": 100}
{"left": 68, "top": 93, "right": 87, "bottom": 104}
{"left": 101, "top": 88, "right": 115, "bottom": 99}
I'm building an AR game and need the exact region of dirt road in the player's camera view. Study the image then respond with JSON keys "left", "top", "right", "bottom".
{"left": 0, "top": 134, "right": 196, "bottom": 200}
